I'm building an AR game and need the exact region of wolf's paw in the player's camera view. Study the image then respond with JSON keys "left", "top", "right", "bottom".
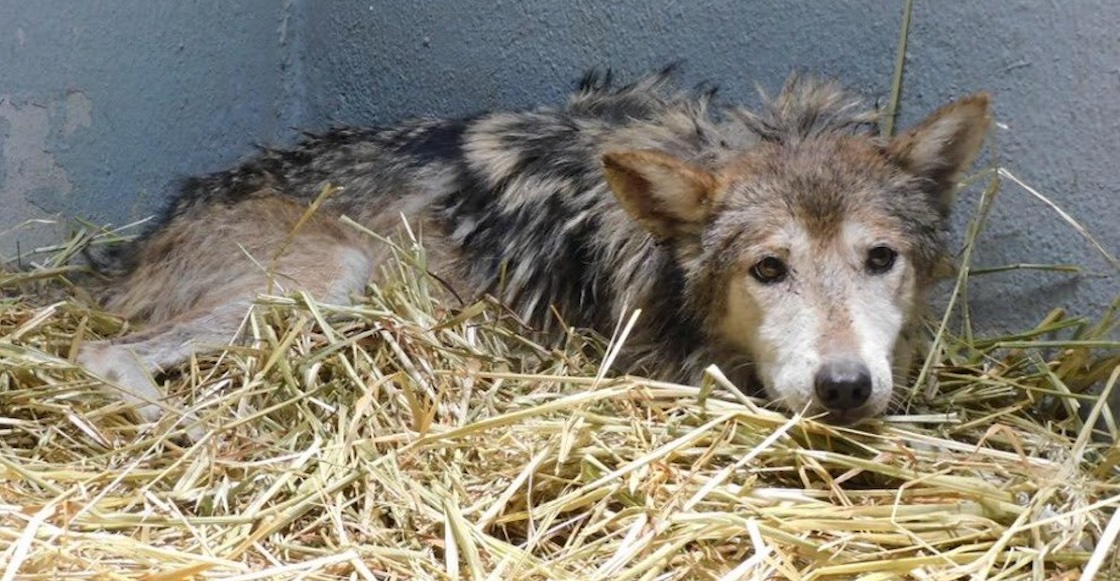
{"left": 77, "top": 342, "right": 206, "bottom": 442}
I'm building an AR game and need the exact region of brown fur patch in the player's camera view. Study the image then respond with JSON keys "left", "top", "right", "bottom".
{"left": 602, "top": 149, "right": 720, "bottom": 240}
{"left": 106, "top": 193, "right": 376, "bottom": 324}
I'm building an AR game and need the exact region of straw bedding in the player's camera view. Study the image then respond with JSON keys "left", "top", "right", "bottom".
{"left": 1, "top": 170, "right": 1118, "bottom": 580}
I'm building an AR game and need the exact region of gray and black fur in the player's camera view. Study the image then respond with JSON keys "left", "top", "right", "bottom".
{"left": 80, "top": 67, "right": 991, "bottom": 434}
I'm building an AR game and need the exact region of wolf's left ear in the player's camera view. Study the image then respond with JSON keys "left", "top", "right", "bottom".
{"left": 602, "top": 150, "right": 721, "bottom": 240}
{"left": 888, "top": 93, "right": 991, "bottom": 215}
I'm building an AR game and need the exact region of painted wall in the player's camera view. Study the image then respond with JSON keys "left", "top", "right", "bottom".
{"left": 2, "top": 0, "right": 1116, "bottom": 333}
{"left": 0, "top": 0, "right": 301, "bottom": 258}
{"left": 301, "top": 0, "right": 1119, "bottom": 333}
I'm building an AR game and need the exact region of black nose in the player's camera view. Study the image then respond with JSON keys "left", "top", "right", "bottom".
{"left": 813, "top": 360, "right": 872, "bottom": 412}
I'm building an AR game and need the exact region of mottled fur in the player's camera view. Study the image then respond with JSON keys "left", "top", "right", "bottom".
{"left": 79, "top": 68, "right": 990, "bottom": 435}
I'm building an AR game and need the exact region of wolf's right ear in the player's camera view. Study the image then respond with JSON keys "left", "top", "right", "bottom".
{"left": 602, "top": 150, "right": 721, "bottom": 240}
{"left": 888, "top": 93, "right": 991, "bottom": 215}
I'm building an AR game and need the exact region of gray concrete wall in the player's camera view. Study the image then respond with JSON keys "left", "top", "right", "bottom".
{"left": 300, "top": 0, "right": 1119, "bottom": 332}
{"left": 2, "top": 0, "right": 1116, "bottom": 333}
{"left": 0, "top": 0, "right": 302, "bottom": 257}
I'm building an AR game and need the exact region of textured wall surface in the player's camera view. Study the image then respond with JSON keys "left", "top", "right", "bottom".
{"left": 2, "top": 0, "right": 1116, "bottom": 332}
{"left": 0, "top": 0, "right": 301, "bottom": 257}
{"left": 299, "top": 0, "right": 1119, "bottom": 332}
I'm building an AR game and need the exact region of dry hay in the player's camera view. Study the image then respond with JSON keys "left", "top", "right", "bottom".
{"left": 1, "top": 168, "right": 1118, "bottom": 580}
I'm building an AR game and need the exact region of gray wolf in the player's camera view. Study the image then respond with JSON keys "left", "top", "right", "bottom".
{"left": 77, "top": 68, "right": 990, "bottom": 435}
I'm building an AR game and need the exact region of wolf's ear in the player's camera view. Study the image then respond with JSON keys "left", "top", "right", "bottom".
{"left": 602, "top": 150, "right": 721, "bottom": 240}
{"left": 888, "top": 93, "right": 991, "bottom": 215}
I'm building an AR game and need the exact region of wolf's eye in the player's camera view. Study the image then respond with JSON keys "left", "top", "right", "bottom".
{"left": 751, "top": 257, "right": 788, "bottom": 284}
{"left": 866, "top": 245, "right": 897, "bottom": 274}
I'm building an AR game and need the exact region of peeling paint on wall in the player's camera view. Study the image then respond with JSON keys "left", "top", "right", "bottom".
{"left": 0, "top": 2, "right": 294, "bottom": 263}
{"left": 63, "top": 90, "right": 93, "bottom": 137}
{"left": 0, "top": 94, "right": 86, "bottom": 259}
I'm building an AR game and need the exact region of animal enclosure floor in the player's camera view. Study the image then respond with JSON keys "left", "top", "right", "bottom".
{"left": 1, "top": 239, "right": 1119, "bottom": 580}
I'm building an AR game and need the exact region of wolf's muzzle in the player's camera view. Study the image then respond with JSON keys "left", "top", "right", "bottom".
{"left": 813, "top": 358, "right": 873, "bottom": 416}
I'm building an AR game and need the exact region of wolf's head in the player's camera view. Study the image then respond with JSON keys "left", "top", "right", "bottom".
{"left": 602, "top": 89, "right": 990, "bottom": 423}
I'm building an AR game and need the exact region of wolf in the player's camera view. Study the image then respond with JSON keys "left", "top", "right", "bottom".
{"left": 76, "top": 68, "right": 990, "bottom": 435}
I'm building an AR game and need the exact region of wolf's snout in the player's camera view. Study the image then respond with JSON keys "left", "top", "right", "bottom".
{"left": 813, "top": 359, "right": 872, "bottom": 412}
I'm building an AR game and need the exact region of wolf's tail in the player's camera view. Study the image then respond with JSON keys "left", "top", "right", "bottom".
{"left": 82, "top": 238, "right": 138, "bottom": 279}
